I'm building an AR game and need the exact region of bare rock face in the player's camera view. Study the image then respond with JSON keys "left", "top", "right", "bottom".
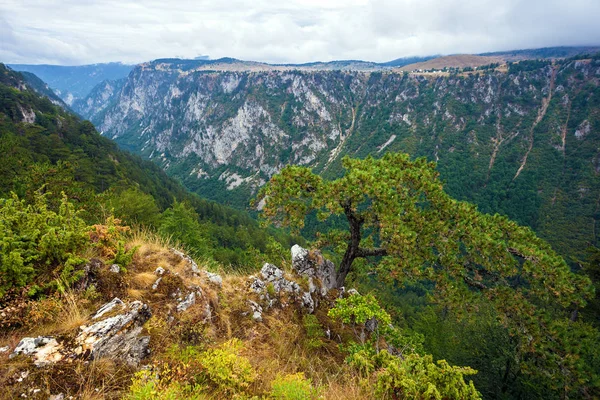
{"left": 170, "top": 248, "right": 200, "bottom": 273}
{"left": 10, "top": 298, "right": 152, "bottom": 367}
{"left": 75, "top": 300, "right": 152, "bottom": 365}
{"left": 248, "top": 261, "right": 321, "bottom": 316}
{"left": 260, "top": 263, "right": 300, "bottom": 293}
{"left": 10, "top": 337, "right": 64, "bottom": 366}
{"left": 291, "top": 245, "right": 337, "bottom": 292}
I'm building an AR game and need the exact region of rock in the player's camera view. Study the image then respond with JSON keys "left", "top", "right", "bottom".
{"left": 291, "top": 245, "right": 337, "bottom": 293}
{"left": 154, "top": 267, "right": 165, "bottom": 275}
{"left": 249, "top": 276, "right": 266, "bottom": 294}
{"left": 92, "top": 297, "right": 124, "bottom": 319}
{"left": 0, "top": 345, "right": 9, "bottom": 353}
{"left": 109, "top": 264, "right": 120, "bottom": 273}
{"left": 49, "top": 394, "right": 65, "bottom": 400}
{"left": 170, "top": 248, "right": 200, "bottom": 274}
{"left": 74, "top": 258, "right": 102, "bottom": 291}
{"left": 261, "top": 263, "right": 284, "bottom": 282}
{"left": 347, "top": 288, "right": 360, "bottom": 297}
{"left": 17, "top": 370, "right": 29, "bottom": 382}
{"left": 308, "top": 277, "right": 317, "bottom": 294}
{"left": 202, "top": 303, "right": 212, "bottom": 322}
{"left": 260, "top": 263, "right": 300, "bottom": 293}
{"left": 151, "top": 277, "right": 162, "bottom": 290}
{"left": 247, "top": 300, "right": 263, "bottom": 322}
{"left": 75, "top": 300, "right": 152, "bottom": 366}
{"left": 10, "top": 337, "right": 64, "bottom": 366}
{"left": 176, "top": 292, "right": 196, "bottom": 312}
{"left": 301, "top": 292, "right": 315, "bottom": 314}
{"left": 205, "top": 271, "right": 223, "bottom": 287}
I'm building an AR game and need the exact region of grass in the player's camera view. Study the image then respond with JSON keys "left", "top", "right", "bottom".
{"left": 1, "top": 225, "right": 381, "bottom": 399}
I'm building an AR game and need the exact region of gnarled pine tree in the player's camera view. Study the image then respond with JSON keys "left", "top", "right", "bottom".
{"left": 256, "top": 152, "right": 597, "bottom": 394}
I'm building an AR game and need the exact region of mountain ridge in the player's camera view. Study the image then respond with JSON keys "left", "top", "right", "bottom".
{"left": 76, "top": 53, "right": 600, "bottom": 260}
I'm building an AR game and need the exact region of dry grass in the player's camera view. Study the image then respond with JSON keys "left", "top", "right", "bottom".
{"left": 131, "top": 272, "right": 157, "bottom": 288}
{"left": 30, "top": 285, "right": 92, "bottom": 336}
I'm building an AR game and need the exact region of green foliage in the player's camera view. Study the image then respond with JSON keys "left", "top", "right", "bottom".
{"left": 104, "top": 187, "right": 160, "bottom": 227}
{"left": 329, "top": 293, "right": 392, "bottom": 327}
{"left": 126, "top": 370, "right": 206, "bottom": 400}
{"left": 199, "top": 339, "right": 255, "bottom": 394}
{"left": 374, "top": 353, "right": 481, "bottom": 400}
{"left": 270, "top": 372, "right": 317, "bottom": 400}
{"left": 260, "top": 152, "right": 596, "bottom": 393}
{"left": 110, "top": 241, "right": 139, "bottom": 270}
{"left": 0, "top": 191, "right": 89, "bottom": 298}
{"left": 302, "top": 314, "right": 325, "bottom": 350}
{"left": 158, "top": 201, "right": 212, "bottom": 257}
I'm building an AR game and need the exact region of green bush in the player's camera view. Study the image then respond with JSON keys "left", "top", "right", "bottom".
{"left": 375, "top": 353, "right": 481, "bottom": 400}
{"left": 199, "top": 339, "right": 255, "bottom": 394}
{"left": 270, "top": 372, "right": 317, "bottom": 400}
{"left": 126, "top": 370, "right": 206, "bottom": 400}
{"left": 0, "top": 192, "right": 89, "bottom": 297}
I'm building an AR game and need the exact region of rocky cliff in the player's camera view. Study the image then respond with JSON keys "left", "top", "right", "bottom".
{"left": 79, "top": 56, "right": 600, "bottom": 257}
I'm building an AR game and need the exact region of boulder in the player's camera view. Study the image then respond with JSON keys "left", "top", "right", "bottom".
{"left": 10, "top": 337, "right": 64, "bottom": 366}
{"left": 170, "top": 248, "right": 200, "bottom": 274}
{"left": 291, "top": 245, "right": 337, "bottom": 293}
{"left": 205, "top": 271, "right": 223, "bottom": 287}
{"left": 11, "top": 299, "right": 152, "bottom": 367}
{"left": 92, "top": 297, "right": 125, "bottom": 319}
{"left": 301, "top": 292, "right": 315, "bottom": 314}
{"left": 176, "top": 292, "right": 197, "bottom": 312}
{"left": 260, "top": 263, "right": 300, "bottom": 293}
{"left": 247, "top": 300, "right": 263, "bottom": 322}
{"left": 75, "top": 300, "right": 152, "bottom": 365}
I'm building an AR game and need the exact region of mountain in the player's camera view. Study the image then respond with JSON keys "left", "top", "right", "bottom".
{"left": 77, "top": 53, "right": 600, "bottom": 259}
{"left": 397, "top": 55, "right": 503, "bottom": 71}
{"left": 0, "top": 63, "right": 289, "bottom": 267}
{"left": 8, "top": 62, "right": 133, "bottom": 105}
{"left": 480, "top": 46, "right": 600, "bottom": 61}
{"left": 17, "top": 71, "right": 70, "bottom": 110}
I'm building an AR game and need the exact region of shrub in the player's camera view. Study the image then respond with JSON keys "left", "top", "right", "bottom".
{"left": 270, "top": 372, "right": 317, "bottom": 400}
{"left": 199, "top": 339, "right": 255, "bottom": 394}
{"left": 375, "top": 353, "right": 481, "bottom": 400}
{"left": 0, "top": 192, "right": 89, "bottom": 297}
{"left": 126, "top": 370, "right": 206, "bottom": 400}
{"left": 328, "top": 292, "right": 391, "bottom": 344}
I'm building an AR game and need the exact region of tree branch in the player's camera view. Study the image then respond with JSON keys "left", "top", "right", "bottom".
{"left": 463, "top": 276, "right": 487, "bottom": 290}
{"left": 356, "top": 247, "right": 388, "bottom": 258}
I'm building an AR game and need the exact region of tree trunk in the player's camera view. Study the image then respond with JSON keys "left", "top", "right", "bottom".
{"left": 335, "top": 201, "right": 387, "bottom": 287}
{"left": 336, "top": 202, "right": 362, "bottom": 287}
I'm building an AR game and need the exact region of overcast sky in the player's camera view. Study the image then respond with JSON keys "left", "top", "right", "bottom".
{"left": 1, "top": 0, "right": 599, "bottom": 65}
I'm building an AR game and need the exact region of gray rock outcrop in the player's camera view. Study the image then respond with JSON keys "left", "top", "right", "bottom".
{"left": 10, "top": 298, "right": 152, "bottom": 367}
{"left": 291, "top": 245, "right": 337, "bottom": 292}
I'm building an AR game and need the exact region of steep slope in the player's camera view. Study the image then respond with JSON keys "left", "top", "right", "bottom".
{"left": 83, "top": 55, "right": 600, "bottom": 258}
{"left": 8, "top": 62, "right": 133, "bottom": 105}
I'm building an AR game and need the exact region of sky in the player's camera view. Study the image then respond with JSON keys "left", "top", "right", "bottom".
{"left": 1, "top": 0, "right": 600, "bottom": 65}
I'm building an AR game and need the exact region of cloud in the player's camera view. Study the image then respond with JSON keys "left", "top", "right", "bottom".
{"left": 0, "top": 0, "right": 599, "bottom": 65}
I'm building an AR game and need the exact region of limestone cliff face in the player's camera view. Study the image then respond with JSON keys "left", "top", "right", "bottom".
{"left": 80, "top": 57, "right": 600, "bottom": 256}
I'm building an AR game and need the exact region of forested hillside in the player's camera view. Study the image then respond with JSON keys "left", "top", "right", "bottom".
{"left": 0, "top": 64, "right": 291, "bottom": 269}
{"left": 80, "top": 54, "right": 600, "bottom": 260}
